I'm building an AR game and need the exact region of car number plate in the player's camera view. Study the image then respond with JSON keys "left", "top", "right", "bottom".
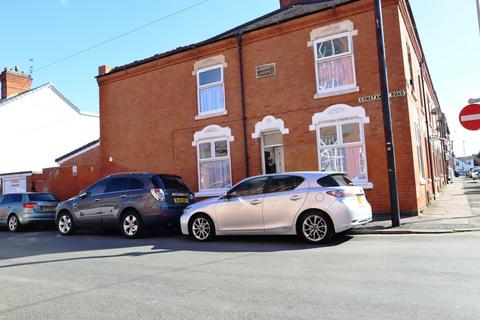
{"left": 43, "top": 206, "right": 56, "bottom": 212}
{"left": 357, "top": 196, "right": 363, "bottom": 205}
{"left": 174, "top": 197, "right": 189, "bottom": 204}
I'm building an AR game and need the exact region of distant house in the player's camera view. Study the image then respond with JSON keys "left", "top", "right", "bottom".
{"left": 455, "top": 156, "right": 476, "bottom": 174}
{"left": 0, "top": 66, "right": 99, "bottom": 194}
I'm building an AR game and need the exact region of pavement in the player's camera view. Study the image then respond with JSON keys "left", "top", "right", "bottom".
{"left": 352, "top": 177, "right": 480, "bottom": 234}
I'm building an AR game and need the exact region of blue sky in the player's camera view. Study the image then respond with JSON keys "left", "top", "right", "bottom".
{"left": 1, "top": 0, "right": 478, "bottom": 156}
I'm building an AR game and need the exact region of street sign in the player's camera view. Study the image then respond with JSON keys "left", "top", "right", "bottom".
{"left": 459, "top": 104, "right": 480, "bottom": 131}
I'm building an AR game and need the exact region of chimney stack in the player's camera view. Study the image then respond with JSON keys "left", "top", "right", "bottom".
{"left": 98, "top": 65, "right": 113, "bottom": 76}
{"left": 0, "top": 66, "right": 33, "bottom": 100}
{"left": 279, "top": 0, "right": 305, "bottom": 9}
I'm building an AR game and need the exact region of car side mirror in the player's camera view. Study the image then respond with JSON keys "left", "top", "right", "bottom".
{"left": 79, "top": 191, "right": 90, "bottom": 199}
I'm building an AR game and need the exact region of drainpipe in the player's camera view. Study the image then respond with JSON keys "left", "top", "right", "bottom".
{"left": 419, "top": 60, "right": 436, "bottom": 200}
{"left": 237, "top": 33, "right": 250, "bottom": 178}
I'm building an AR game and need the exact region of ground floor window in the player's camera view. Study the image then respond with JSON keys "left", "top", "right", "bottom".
{"left": 310, "top": 104, "right": 372, "bottom": 188}
{"left": 198, "top": 139, "right": 231, "bottom": 190}
{"left": 317, "top": 122, "right": 367, "bottom": 181}
{"left": 193, "top": 125, "right": 234, "bottom": 196}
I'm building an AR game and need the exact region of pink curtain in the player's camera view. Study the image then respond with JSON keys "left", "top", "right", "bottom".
{"left": 317, "top": 56, "right": 354, "bottom": 89}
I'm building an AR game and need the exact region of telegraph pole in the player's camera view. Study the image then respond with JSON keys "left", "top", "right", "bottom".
{"left": 374, "top": 0, "right": 401, "bottom": 227}
{"left": 477, "top": 0, "right": 480, "bottom": 34}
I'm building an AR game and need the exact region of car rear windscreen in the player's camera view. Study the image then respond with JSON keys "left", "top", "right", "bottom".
{"left": 152, "top": 175, "right": 190, "bottom": 191}
{"left": 317, "top": 174, "right": 354, "bottom": 187}
{"left": 27, "top": 194, "right": 58, "bottom": 202}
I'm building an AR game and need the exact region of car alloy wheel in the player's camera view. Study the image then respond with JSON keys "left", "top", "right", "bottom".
{"left": 120, "top": 211, "right": 143, "bottom": 239}
{"left": 123, "top": 214, "right": 139, "bottom": 236}
{"left": 192, "top": 217, "right": 211, "bottom": 240}
{"left": 190, "top": 215, "right": 215, "bottom": 241}
{"left": 302, "top": 214, "right": 330, "bottom": 243}
{"left": 57, "top": 212, "right": 76, "bottom": 236}
{"left": 58, "top": 215, "right": 72, "bottom": 234}
{"left": 8, "top": 215, "right": 19, "bottom": 232}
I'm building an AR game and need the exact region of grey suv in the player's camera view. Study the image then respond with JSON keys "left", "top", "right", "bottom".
{"left": 0, "top": 193, "right": 59, "bottom": 232}
{"left": 55, "top": 172, "right": 194, "bottom": 238}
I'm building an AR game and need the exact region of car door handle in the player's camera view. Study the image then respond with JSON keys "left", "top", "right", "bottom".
{"left": 120, "top": 195, "right": 127, "bottom": 199}
{"left": 289, "top": 195, "right": 303, "bottom": 201}
{"left": 250, "top": 199, "right": 262, "bottom": 205}
{"left": 95, "top": 199, "right": 100, "bottom": 202}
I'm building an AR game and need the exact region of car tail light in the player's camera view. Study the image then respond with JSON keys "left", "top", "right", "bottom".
{"left": 23, "top": 202, "right": 38, "bottom": 208}
{"left": 150, "top": 188, "right": 166, "bottom": 201}
{"left": 326, "top": 190, "right": 358, "bottom": 198}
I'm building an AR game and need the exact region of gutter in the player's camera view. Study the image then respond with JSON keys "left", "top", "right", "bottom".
{"left": 237, "top": 33, "right": 250, "bottom": 178}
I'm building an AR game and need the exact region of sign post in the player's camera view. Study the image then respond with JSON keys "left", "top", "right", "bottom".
{"left": 459, "top": 104, "right": 480, "bottom": 131}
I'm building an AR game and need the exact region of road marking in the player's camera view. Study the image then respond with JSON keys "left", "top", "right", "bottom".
{"left": 460, "top": 114, "right": 480, "bottom": 122}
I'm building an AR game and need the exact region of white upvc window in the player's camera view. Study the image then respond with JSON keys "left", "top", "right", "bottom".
{"left": 197, "top": 64, "right": 226, "bottom": 115}
{"left": 197, "top": 139, "right": 232, "bottom": 194}
{"left": 310, "top": 104, "right": 372, "bottom": 188}
{"left": 316, "top": 121, "right": 368, "bottom": 183}
{"left": 414, "top": 122, "right": 426, "bottom": 182}
{"left": 193, "top": 125, "right": 234, "bottom": 197}
{"left": 313, "top": 32, "right": 357, "bottom": 96}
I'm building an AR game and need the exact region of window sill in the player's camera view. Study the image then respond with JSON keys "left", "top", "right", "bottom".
{"left": 195, "top": 110, "right": 228, "bottom": 120}
{"left": 195, "top": 189, "right": 228, "bottom": 198}
{"left": 314, "top": 86, "right": 359, "bottom": 100}
{"left": 354, "top": 181, "right": 374, "bottom": 189}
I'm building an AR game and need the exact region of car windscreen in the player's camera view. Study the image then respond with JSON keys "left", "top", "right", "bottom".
{"left": 27, "top": 194, "right": 58, "bottom": 202}
{"left": 152, "top": 175, "right": 189, "bottom": 191}
{"left": 317, "top": 174, "right": 354, "bottom": 187}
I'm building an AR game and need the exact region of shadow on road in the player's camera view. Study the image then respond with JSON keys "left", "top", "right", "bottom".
{"left": 0, "top": 227, "right": 352, "bottom": 268}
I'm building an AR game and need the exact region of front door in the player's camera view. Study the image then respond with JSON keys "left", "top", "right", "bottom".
{"left": 262, "top": 131, "right": 285, "bottom": 174}
{"left": 216, "top": 177, "right": 268, "bottom": 232}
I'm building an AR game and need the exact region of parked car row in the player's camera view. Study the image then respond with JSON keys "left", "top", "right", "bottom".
{"left": 466, "top": 167, "right": 480, "bottom": 180}
{"left": 0, "top": 171, "right": 373, "bottom": 244}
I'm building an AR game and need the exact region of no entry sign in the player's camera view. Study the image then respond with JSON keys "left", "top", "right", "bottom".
{"left": 459, "top": 104, "right": 480, "bottom": 131}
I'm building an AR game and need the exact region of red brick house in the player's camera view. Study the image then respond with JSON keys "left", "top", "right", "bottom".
{"left": 96, "top": 0, "right": 451, "bottom": 214}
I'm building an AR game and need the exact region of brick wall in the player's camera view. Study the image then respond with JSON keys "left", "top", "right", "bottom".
{"left": 60, "top": 145, "right": 101, "bottom": 167}
{"left": 32, "top": 165, "right": 101, "bottom": 201}
{"left": 31, "top": 146, "right": 102, "bottom": 201}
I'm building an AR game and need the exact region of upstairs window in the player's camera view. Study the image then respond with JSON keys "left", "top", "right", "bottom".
{"left": 314, "top": 33, "right": 356, "bottom": 95}
{"left": 197, "top": 65, "right": 225, "bottom": 115}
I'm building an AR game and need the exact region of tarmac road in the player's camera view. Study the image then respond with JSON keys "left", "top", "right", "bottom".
{"left": 0, "top": 229, "right": 479, "bottom": 320}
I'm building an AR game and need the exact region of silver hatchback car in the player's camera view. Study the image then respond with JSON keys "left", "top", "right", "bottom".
{"left": 0, "top": 193, "right": 59, "bottom": 232}
{"left": 180, "top": 172, "right": 372, "bottom": 243}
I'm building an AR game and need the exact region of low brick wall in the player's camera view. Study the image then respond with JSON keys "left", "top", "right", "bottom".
{"left": 32, "top": 165, "right": 102, "bottom": 201}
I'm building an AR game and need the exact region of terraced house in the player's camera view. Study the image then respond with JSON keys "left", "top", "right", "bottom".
{"left": 95, "top": 0, "right": 451, "bottom": 214}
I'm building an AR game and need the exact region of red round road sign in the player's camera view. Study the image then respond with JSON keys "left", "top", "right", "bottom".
{"left": 459, "top": 104, "right": 480, "bottom": 131}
